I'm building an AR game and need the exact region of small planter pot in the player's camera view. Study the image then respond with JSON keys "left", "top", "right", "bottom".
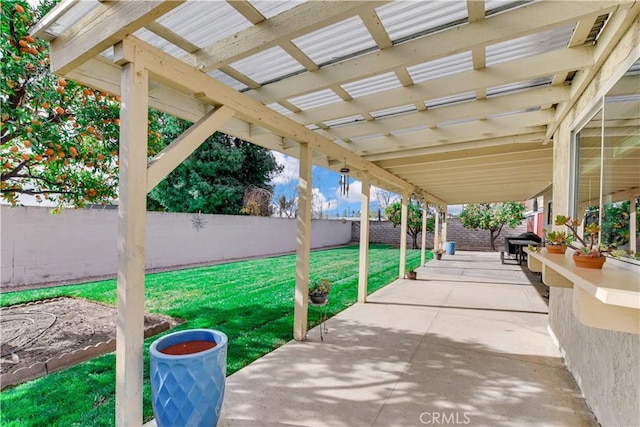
{"left": 546, "top": 245, "right": 567, "bottom": 255}
{"left": 309, "top": 293, "right": 328, "bottom": 304}
{"left": 405, "top": 271, "right": 417, "bottom": 280}
{"left": 436, "top": 253, "right": 443, "bottom": 260}
{"left": 573, "top": 253, "right": 606, "bottom": 269}
{"left": 150, "top": 329, "right": 228, "bottom": 427}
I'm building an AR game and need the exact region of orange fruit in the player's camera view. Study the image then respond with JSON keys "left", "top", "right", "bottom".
{"left": 10, "top": 146, "right": 19, "bottom": 153}
{"left": 15, "top": 4, "right": 25, "bottom": 13}
{"left": 45, "top": 148, "right": 54, "bottom": 156}
{"left": 25, "top": 36, "right": 35, "bottom": 43}
{"left": 69, "top": 146, "right": 78, "bottom": 156}
{"left": 56, "top": 86, "right": 64, "bottom": 94}
{"left": 55, "top": 106, "right": 64, "bottom": 115}
{"left": 82, "top": 88, "right": 91, "bottom": 96}
{"left": 57, "top": 78, "right": 67, "bottom": 87}
{"left": 34, "top": 155, "right": 43, "bottom": 162}
{"left": 31, "top": 119, "right": 41, "bottom": 126}
{"left": 19, "top": 40, "right": 28, "bottom": 48}
{"left": 24, "top": 140, "right": 31, "bottom": 147}
{"left": 87, "top": 126, "right": 95, "bottom": 133}
{"left": 97, "top": 153, "right": 104, "bottom": 160}
{"left": 41, "top": 102, "right": 50, "bottom": 109}
{"left": 114, "top": 119, "right": 120, "bottom": 126}
{"left": 58, "top": 151, "right": 65, "bottom": 158}
{"left": 21, "top": 153, "right": 30, "bottom": 160}
{"left": 28, "top": 47, "right": 38, "bottom": 55}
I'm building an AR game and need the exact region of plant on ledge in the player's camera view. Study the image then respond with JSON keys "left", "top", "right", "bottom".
{"left": 542, "top": 229, "right": 573, "bottom": 254}
{"left": 555, "top": 215, "right": 606, "bottom": 269}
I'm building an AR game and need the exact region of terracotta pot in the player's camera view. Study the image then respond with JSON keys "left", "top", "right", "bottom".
{"left": 546, "top": 245, "right": 567, "bottom": 254}
{"left": 406, "top": 271, "right": 417, "bottom": 280}
{"left": 573, "top": 253, "right": 606, "bottom": 269}
{"left": 436, "top": 253, "right": 443, "bottom": 260}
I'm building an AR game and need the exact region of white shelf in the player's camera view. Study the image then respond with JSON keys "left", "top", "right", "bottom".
{"left": 525, "top": 248, "right": 640, "bottom": 334}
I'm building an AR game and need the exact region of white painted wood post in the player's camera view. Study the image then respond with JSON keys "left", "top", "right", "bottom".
{"left": 434, "top": 205, "right": 441, "bottom": 251}
{"left": 116, "top": 59, "right": 148, "bottom": 427}
{"left": 420, "top": 201, "right": 427, "bottom": 266}
{"left": 399, "top": 191, "right": 409, "bottom": 279}
{"left": 358, "top": 178, "right": 370, "bottom": 303}
{"left": 294, "top": 143, "right": 312, "bottom": 341}
{"left": 630, "top": 197, "right": 637, "bottom": 254}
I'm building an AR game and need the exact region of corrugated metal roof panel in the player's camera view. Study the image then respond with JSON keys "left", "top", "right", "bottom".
{"left": 288, "top": 89, "right": 343, "bottom": 110}
{"left": 407, "top": 52, "right": 473, "bottom": 84}
{"left": 487, "top": 77, "right": 552, "bottom": 97}
{"left": 487, "top": 107, "right": 541, "bottom": 119}
{"left": 370, "top": 104, "right": 417, "bottom": 119}
{"left": 486, "top": 24, "right": 574, "bottom": 66}
{"left": 375, "top": 1, "right": 468, "bottom": 42}
{"left": 292, "top": 16, "right": 377, "bottom": 66}
{"left": 485, "top": 0, "right": 538, "bottom": 16}
{"left": 425, "top": 92, "right": 476, "bottom": 109}
{"left": 267, "top": 103, "right": 293, "bottom": 116}
{"left": 134, "top": 28, "right": 187, "bottom": 59}
{"left": 390, "top": 125, "right": 430, "bottom": 135}
{"left": 324, "top": 115, "right": 365, "bottom": 128}
{"left": 157, "top": 1, "right": 252, "bottom": 49}
{"left": 229, "top": 46, "right": 305, "bottom": 85}
{"left": 249, "top": 0, "right": 305, "bottom": 19}
{"left": 207, "top": 70, "right": 249, "bottom": 91}
{"left": 341, "top": 72, "right": 402, "bottom": 98}
{"left": 351, "top": 133, "right": 385, "bottom": 141}
{"left": 437, "top": 117, "right": 478, "bottom": 127}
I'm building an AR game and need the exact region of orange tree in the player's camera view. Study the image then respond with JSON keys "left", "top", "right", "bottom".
{"left": 384, "top": 201, "right": 435, "bottom": 249}
{"left": 458, "top": 202, "right": 526, "bottom": 251}
{"left": 1, "top": 0, "right": 163, "bottom": 208}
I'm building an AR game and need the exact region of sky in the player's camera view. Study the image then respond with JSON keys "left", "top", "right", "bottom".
{"left": 270, "top": 151, "right": 462, "bottom": 218}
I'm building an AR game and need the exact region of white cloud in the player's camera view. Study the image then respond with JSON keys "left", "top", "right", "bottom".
{"left": 312, "top": 188, "right": 338, "bottom": 213}
{"left": 270, "top": 152, "right": 299, "bottom": 185}
{"left": 335, "top": 178, "right": 363, "bottom": 203}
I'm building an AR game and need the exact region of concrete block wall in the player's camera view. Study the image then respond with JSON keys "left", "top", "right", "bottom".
{"left": 1, "top": 206, "right": 351, "bottom": 288}
{"left": 352, "top": 218, "right": 527, "bottom": 251}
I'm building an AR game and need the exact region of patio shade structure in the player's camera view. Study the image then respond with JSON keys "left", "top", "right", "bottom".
{"left": 31, "top": 1, "right": 640, "bottom": 425}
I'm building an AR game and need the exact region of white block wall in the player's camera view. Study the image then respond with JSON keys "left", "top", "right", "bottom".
{"left": 0, "top": 206, "right": 352, "bottom": 287}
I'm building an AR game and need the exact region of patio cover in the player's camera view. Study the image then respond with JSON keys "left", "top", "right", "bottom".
{"left": 31, "top": 1, "right": 640, "bottom": 425}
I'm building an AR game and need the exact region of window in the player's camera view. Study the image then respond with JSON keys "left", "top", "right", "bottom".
{"left": 572, "top": 60, "right": 640, "bottom": 263}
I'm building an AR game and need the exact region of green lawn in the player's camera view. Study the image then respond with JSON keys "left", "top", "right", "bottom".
{"left": 0, "top": 244, "right": 427, "bottom": 426}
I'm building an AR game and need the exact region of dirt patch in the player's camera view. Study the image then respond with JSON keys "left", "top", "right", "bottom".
{"left": 0, "top": 297, "right": 179, "bottom": 389}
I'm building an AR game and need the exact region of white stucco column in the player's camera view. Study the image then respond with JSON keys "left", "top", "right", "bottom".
{"left": 116, "top": 60, "right": 148, "bottom": 426}
{"left": 399, "top": 191, "right": 409, "bottom": 278}
{"left": 434, "top": 205, "right": 441, "bottom": 251}
{"left": 420, "top": 201, "right": 427, "bottom": 266}
{"left": 293, "top": 143, "right": 312, "bottom": 341}
{"left": 630, "top": 197, "right": 637, "bottom": 253}
{"left": 358, "top": 178, "right": 370, "bottom": 303}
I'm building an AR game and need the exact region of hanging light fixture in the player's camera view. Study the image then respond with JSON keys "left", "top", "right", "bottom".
{"left": 339, "top": 159, "right": 350, "bottom": 197}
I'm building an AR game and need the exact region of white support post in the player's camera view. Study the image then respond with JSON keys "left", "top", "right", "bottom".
{"left": 358, "top": 178, "right": 370, "bottom": 303}
{"left": 434, "top": 205, "right": 441, "bottom": 251}
{"left": 293, "top": 143, "right": 312, "bottom": 341}
{"left": 630, "top": 197, "right": 637, "bottom": 253}
{"left": 115, "top": 59, "right": 148, "bottom": 426}
{"left": 399, "top": 191, "right": 409, "bottom": 279}
{"left": 442, "top": 205, "right": 448, "bottom": 245}
{"left": 420, "top": 201, "right": 427, "bottom": 266}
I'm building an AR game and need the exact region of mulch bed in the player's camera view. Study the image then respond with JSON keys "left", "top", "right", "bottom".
{"left": 0, "top": 297, "right": 178, "bottom": 390}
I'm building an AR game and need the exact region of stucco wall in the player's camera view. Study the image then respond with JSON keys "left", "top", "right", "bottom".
{"left": 0, "top": 206, "right": 351, "bottom": 288}
{"left": 549, "top": 288, "right": 640, "bottom": 427}
{"left": 550, "top": 15, "right": 640, "bottom": 427}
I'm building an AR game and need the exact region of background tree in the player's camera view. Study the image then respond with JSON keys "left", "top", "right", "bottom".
{"left": 147, "top": 116, "right": 281, "bottom": 214}
{"left": 385, "top": 201, "right": 435, "bottom": 249}
{"left": 1, "top": 0, "right": 163, "bottom": 208}
{"left": 241, "top": 186, "right": 273, "bottom": 216}
{"left": 459, "top": 202, "right": 526, "bottom": 251}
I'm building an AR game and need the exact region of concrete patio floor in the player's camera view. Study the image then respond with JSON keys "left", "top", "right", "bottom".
{"left": 147, "top": 251, "right": 598, "bottom": 427}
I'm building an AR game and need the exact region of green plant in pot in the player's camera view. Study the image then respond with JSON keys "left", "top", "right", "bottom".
{"left": 555, "top": 215, "right": 606, "bottom": 269}
{"left": 543, "top": 229, "right": 573, "bottom": 254}
{"left": 309, "top": 278, "right": 331, "bottom": 304}
{"left": 433, "top": 241, "right": 445, "bottom": 260}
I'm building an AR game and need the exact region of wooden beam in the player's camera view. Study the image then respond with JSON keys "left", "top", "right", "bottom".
{"left": 294, "top": 143, "right": 312, "bottom": 341}
{"left": 359, "top": 8, "right": 393, "bottom": 49}
{"left": 322, "top": 86, "right": 569, "bottom": 141}
{"left": 146, "top": 106, "right": 235, "bottom": 192}
{"left": 124, "top": 36, "right": 427, "bottom": 199}
{"left": 248, "top": 1, "right": 624, "bottom": 104}
{"left": 115, "top": 57, "right": 149, "bottom": 427}
{"left": 145, "top": 21, "right": 200, "bottom": 54}
{"left": 49, "top": 1, "right": 184, "bottom": 74}
{"left": 358, "top": 178, "right": 371, "bottom": 303}
{"left": 290, "top": 47, "right": 592, "bottom": 125}
{"left": 226, "top": 0, "right": 266, "bottom": 24}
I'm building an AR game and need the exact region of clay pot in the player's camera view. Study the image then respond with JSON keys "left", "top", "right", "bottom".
{"left": 309, "top": 293, "right": 328, "bottom": 304}
{"left": 436, "top": 253, "right": 443, "bottom": 260}
{"left": 546, "top": 245, "right": 567, "bottom": 254}
{"left": 406, "top": 271, "right": 417, "bottom": 280}
{"left": 573, "top": 253, "right": 606, "bottom": 269}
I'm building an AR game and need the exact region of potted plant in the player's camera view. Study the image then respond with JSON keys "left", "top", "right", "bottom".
{"left": 405, "top": 270, "right": 417, "bottom": 280}
{"left": 433, "top": 247, "right": 445, "bottom": 260}
{"left": 542, "top": 229, "right": 572, "bottom": 254}
{"left": 309, "top": 278, "right": 331, "bottom": 304}
{"left": 555, "top": 215, "right": 606, "bottom": 269}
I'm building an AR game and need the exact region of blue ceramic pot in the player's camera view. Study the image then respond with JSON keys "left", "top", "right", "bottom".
{"left": 150, "top": 329, "right": 228, "bottom": 427}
